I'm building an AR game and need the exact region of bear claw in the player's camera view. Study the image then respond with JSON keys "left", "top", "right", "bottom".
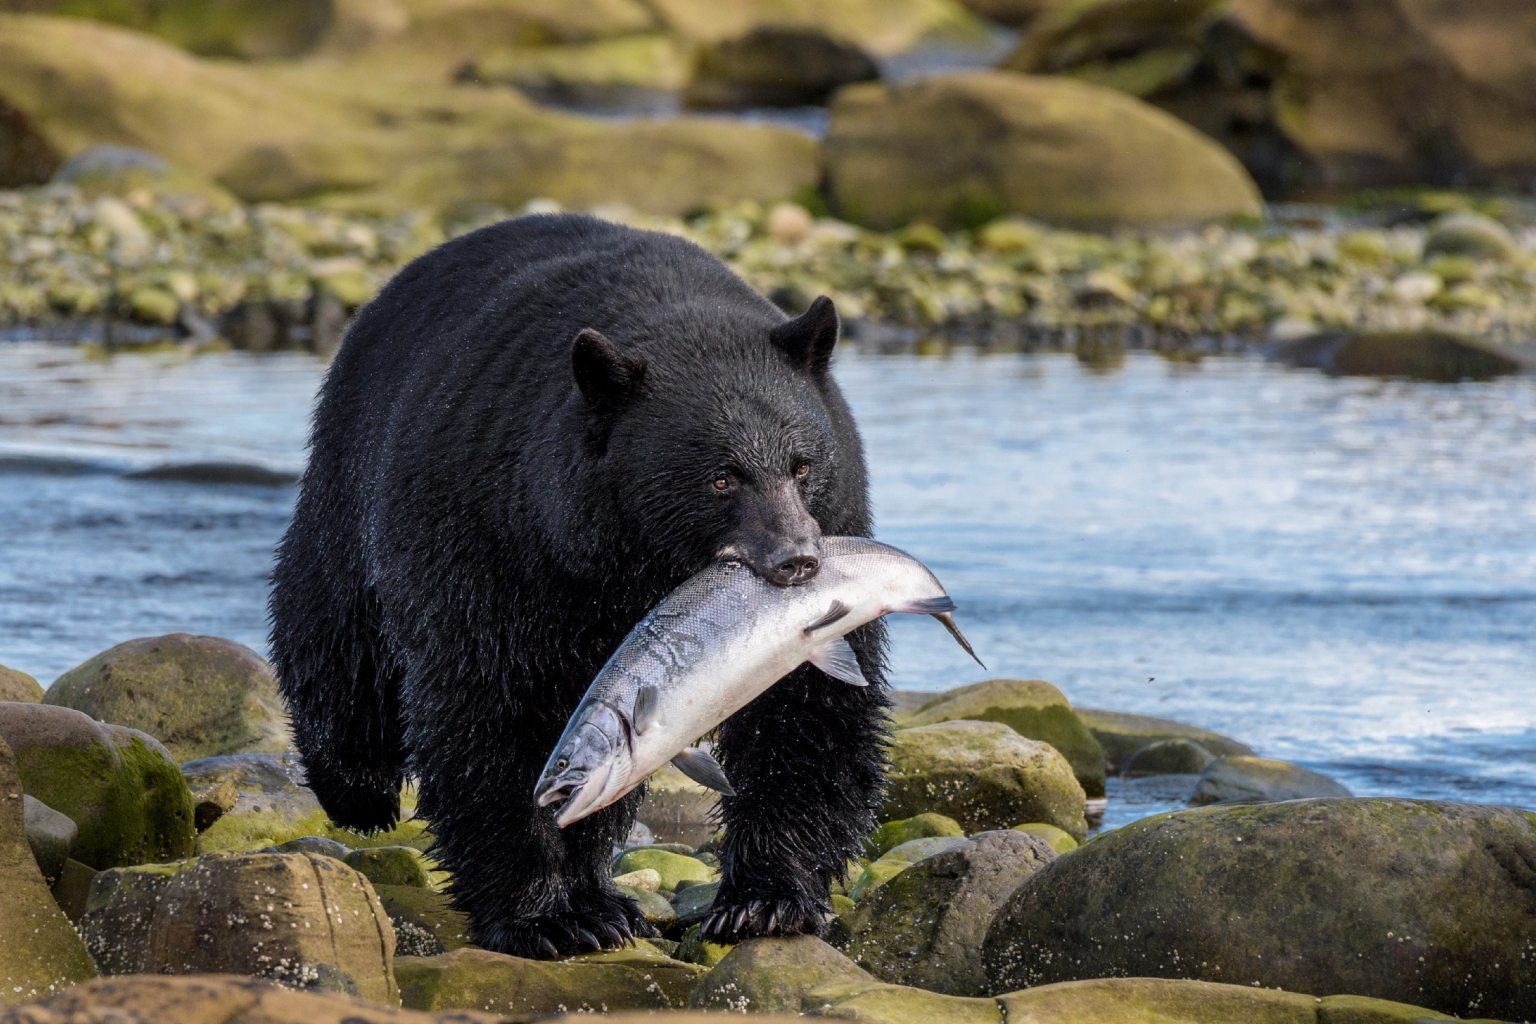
{"left": 699, "top": 893, "right": 832, "bottom": 944}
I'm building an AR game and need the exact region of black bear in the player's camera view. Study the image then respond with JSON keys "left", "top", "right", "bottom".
{"left": 269, "top": 213, "right": 889, "bottom": 958}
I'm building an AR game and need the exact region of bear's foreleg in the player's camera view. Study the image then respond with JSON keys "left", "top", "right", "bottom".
{"left": 702, "top": 624, "right": 890, "bottom": 942}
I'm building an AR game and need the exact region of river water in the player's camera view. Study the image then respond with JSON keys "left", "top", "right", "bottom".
{"left": 1, "top": 341, "right": 1532, "bottom": 827}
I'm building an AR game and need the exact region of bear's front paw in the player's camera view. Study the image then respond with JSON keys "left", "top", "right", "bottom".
{"left": 474, "top": 907, "right": 645, "bottom": 960}
{"left": 698, "top": 893, "right": 834, "bottom": 944}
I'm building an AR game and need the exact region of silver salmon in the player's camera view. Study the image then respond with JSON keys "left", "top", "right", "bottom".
{"left": 533, "top": 536, "right": 981, "bottom": 827}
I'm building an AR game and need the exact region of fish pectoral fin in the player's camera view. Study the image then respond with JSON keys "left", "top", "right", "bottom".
{"left": 672, "top": 747, "right": 735, "bottom": 796}
{"left": 808, "top": 637, "right": 869, "bottom": 686}
{"left": 803, "top": 599, "right": 851, "bottom": 634}
{"left": 633, "top": 684, "right": 661, "bottom": 735}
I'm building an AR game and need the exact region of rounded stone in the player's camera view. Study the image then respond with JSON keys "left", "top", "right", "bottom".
{"left": 47, "top": 634, "right": 290, "bottom": 763}
{"left": 1122, "top": 738, "right": 1216, "bottom": 777}
{"left": 615, "top": 848, "right": 714, "bottom": 891}
{"left": 867, "top": 812, "right": 965, "bottom": 858}
{"left": 1074, "top": 707, "right": 1254, "bottom": 774}
{"left": 0, "top": 664, "right": 44, "bottom": 703}
{"left": 883, "top": 720, "right": 1087, "bottom": 840}
{"left": 688, "top": 935, "right": 873, "bottom": 1012}
{"left": 982, "top": 798, "right": 1536, "bottom": 1021}
{"left": 1010, "top": 822, "right": 1077, "bottom": 854}
{"left": 22, "top": 794, "right": 77, "bottom": 883}
{"left": 685, "top": 26, "right": 879, "bottom": 109}
{"left": 1423, "top": 212, "right": 1519, "bottom": 262}
{"left": 344, "top": 845, "right": 429, "bottom": 888}
{"left": 1188, "top": 755, "right": 1351, "bottom": 805}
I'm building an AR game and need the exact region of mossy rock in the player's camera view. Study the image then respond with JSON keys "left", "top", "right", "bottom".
{"left": 883, "top": 721, "right": 1087, "bottom": 841}
{"left": 470, "top": 33, "right": 690, "bottom": 105}
{"left": 1122, "top": 737, "right": 1215, "bottom": 777}
{"left": 1423, "top": 212, "right": 1519, "bottom": 262}
{"left": 615, "top": 848, "right": 714, "bottom": 891}
{"left": 20, "top": 0, "right": 335, "bottom": 59}
{"left": 1010, "top": 822, "right": 1077, "bottom": 854}
{"left": 848, "top": 836, "right": 969, "bottom": 901}
{"left": 1074, "top": 707, "right": 1254, "bottom": 774}
{"left": 825, "top": 72, "right": 1261, "bottom": 230}
{"left": 616, "top": 881, "right": 678, "bottom": 931}
{"left": 688, "top": 935, "right": 873, "bottom": 1012}
{"left": 397, "top": 945, "right": 707, "bottom": 1014}
{"left": 982, "top": 799, "right": 1536, "bottom": 1022}
{"left": 867, "top": 812, "right": 964, "bottom": 858}
{"left": 803, "top": 976, "right": 1001, "bottom": 1024}
{"left": 1188, "top": 755, "right": 1351, "bottom": 805}
{"left": 675, "top": 924, "right": 732, "bottom": 967}
{"left": 0, "top": 703, "right": 194, "bottom": 870}
{"left": 344, "top": 844, "right": 429, "bottom": 888}
{"left": 0, "top": 735, "right": 98, "bottom": 1005}
{"left": 902, "top": 679, "right": 1106, "bottom": 798}
{"left": 836, "top": 830, "right": 1055, "bottom": 996}
{"left": 375, "top": 884, "right": 474, "bottom": 957}
{"left": 0, "top": 664, "right": 44, "bottom": 703}
{"left": 46, "top": 633, "right": 289, "bottom": 762}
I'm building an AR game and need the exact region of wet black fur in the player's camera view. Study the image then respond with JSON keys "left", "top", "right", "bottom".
{"left": 268, "top": 213, "right": 890, "bottom": 957}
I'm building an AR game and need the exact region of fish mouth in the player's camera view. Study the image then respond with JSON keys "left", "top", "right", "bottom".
{"left": 534, "top": 778, "right": 580, "bottom": 808}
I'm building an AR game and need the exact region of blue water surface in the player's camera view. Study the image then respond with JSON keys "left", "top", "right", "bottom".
{"left": 1, "top": 342, "right": 1532, "bottom": 826}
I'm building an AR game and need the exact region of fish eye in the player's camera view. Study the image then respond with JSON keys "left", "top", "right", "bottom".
{"left": 556, "top": 757, "right": 568, "bottom": 770}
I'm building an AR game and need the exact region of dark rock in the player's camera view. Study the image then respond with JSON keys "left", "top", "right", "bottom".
{"left": 1188, "top": 755, "right": 1351, "bottom": 805}
{"left": 672, "top": 878, "right": 720, "bottom": 927}
{"left": 1123, "top": 738, "right": 1216, "bottom": 777}
{"left": 48, "top": 857, "right": 96, "bottom": 925}
{"left": 22, "top": 795, "right": 75, "bottom": 884}
{"left": 1268, "top": 330, "right": 1531, "bottom": 383}
{"left": 1075, "top": 707, "right": 1255, "bottom": 774}
{"left": 836, "top": 830, "right": 1055, "bottom": 995}
{"left": 685, "top": 27, "right": 878, "bottom": 109}
{"left": 982, "top": 798, "right": 1536, "bottom": 1021}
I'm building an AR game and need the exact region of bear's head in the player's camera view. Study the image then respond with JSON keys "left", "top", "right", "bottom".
{"left": 569, "top": 296, "right": 863, "bottom": 589}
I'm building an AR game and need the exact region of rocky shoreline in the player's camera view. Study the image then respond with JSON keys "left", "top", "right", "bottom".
{"left": 3, "top": 636, "right": 1534, "bottom": 1023}
{"left": 4, "top": 159, "right": 1536, "bottom": 377}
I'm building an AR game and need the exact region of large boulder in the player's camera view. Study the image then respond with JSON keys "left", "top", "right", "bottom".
{"left": 982, "top": 799, "right": 1536, "bottom": 1021}
{"left": 688, "top": 935, "right": 874, "bottom": 1012}
{"left": 900, "top": 679, "right": 1106, "bottom": 798}
{"left": 0, "top": 736, "right": 98, "bottom": 1006}
{"left": 1122, "top": 738, "right": 1216, "bottom": 777}
{"left": 1188, "top": 755, "right": 1352, "bottom": 805}
{"left": 824, "top": 72, "right": 1262, "bottom": 229}
{"left": 1074, "top": 707, "right": 1254, "bottom": 774}
{"left": 835, "top": 830, "right": 1055, "bottom": 996}
{"left": 467, "top": 34, "right": 690, "bottom": 108}
{"left": 79, "top": 860, "right": 189, "bottom": 975}
{"left": 684, "top": 27, "right": 879, "bottom": 109}
{"left": 0, "top": 665, "right": 42, "bottom": 703}
{"left": 882, "top": 721, "right": 1087, "bottom": 841}
{"left": 0, "top": 702, "right": 195, "bottom": 870}
{"left": 45, "top": 634, "right": 290, "bottom": 762}
{"left": 2, "top": 0, "right": 335, "bottom": 59}
{"left": 0, "top": 974, "right": 507, "bottom": 1024}
{"left": 144, "top": 851, "right": 397, "bottom": 1003}
{"left": 1267, "top": 330, "right": 1531, "bottom": 383}
{"left": 396, "top": 945, "right": 707, "bottom": 1014}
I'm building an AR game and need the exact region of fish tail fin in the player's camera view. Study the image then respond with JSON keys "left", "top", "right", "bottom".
{"left": 934, "top": 611, "right": 985, "bottom": 668}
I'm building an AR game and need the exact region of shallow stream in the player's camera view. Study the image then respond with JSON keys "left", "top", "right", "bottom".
{"left": 1, "top": 342, "right": 1532, "bottom": 829}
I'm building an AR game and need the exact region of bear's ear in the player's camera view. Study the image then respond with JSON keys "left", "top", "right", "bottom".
{"left": 572, "top": 328, "right": 646, "bottom": 411}
{"left": 770, "top": 295, "right": 839, "bottom": 374}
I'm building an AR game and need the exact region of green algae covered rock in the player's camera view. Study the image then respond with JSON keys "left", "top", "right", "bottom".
{"left": 836, "top": 830, "right": 1055, "bottom": 996}
{"left": 1010, "top": 822, "right": 1078, "bottom": 854}
{"left": 998, "top": 976, "right": 1315, "bottom": 1024}
{"left": 375, "top": 884, "right": 474, "bottom": 958}
{"left": 0, "top": 665, "right": 44, "bottom": 703}
{"left": 804, "top": 977, "right": 1000, "bottom": 1024}
{"left": 344, "top": 845, "right": 429, "bottom": 888}
{"left": 0, "top": 735, "right": 98, "bottom": 1005}
{"left": 1189, "top": 755, "right": 1351, "bottom": 805}
{"left": 616, "top": 881, "right": 678, "bottom": 932}
{"left": 982, "top": 799, "right": 1536, "bottom": 1021}
{"left": 0, "top": 702, "right": 194, "bottom": 870}
{"left": 676, "top": 924, "right": 732, "bottom": 967}
{"left": 46, "top": 633, "right": 290, "bottom": 762}
{"left": 825, "top": 72, "right": 1261, "bottom": 229}
{"left": 867, "top": 812, "right": 964, "bottom": 858}
{"left": 1074, "top": 707, "right": 1254, "bottom": 774}
{"left": 848, "top": 836, "right": 970, "bottom": 901}
{"left": 688, "top": 935, "right": 873, "bottom": 1012}
{"left": 883, "top": 721, "right": 1087, "bottom": 841}
{"left": 397, "top": 944, "right": 707, "bottom": 1014}
{"left": 1122, "top": 737, "right": 1215, "bottom": 777}
{"left": 901, "top": 679, "right": 1106, "bottom": 798}
{"left": 615, "top": 847, "right": 715, "bottom": 891}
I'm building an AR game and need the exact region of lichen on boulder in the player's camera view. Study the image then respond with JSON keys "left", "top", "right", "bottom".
{"left": 0, "top": 664, "right": 44, "bottom": 703}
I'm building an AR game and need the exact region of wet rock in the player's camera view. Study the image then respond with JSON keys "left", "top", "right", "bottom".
{"left": 1423, "top": 212, "right": 1519, "bottom": 262}
{"left": 396, "top": 944, "right": 707, "bottom": 1013}
{"left": 615, "top": 847, "right": 714, "bottom": 891}
{"left": 16, "top": 0, "right": 336, "bottom": 60}
{"left": 180, "top": 752, "right": 338, "bottom": 852}
{"left": 1188, "top": 755, "right": 1351, "bottom": 805}
{"left": 995, "top": 977, "right": 1313, "bottom": 1023}
{"left": 685, "top": 27, "right": 879, "bottom": 109}
{"left": 825, "top": 72, "right": 1261, "bottom": 230}
{"left": 1010, "top": 822, "right": 1077, "bottom": 854}
{"left": 45, "top": 633, "right": 290, "bottom": 762}
{"left": 79, "top": 860, "right": 188, "bottom": 975}
{"left": 689, "top": 935, "right": 873, "bottom": 1012}
{"left": 617, "top": 882, "right": 678, "bottom": 932}
{"left": 263, "top": 834, "right": 350, "bottom": 859}
{"left": 0, "top": 973, "right": 508, "bottom": 1024}
{"left": 848, "top": 836, "right": 970, "bottom": 901}
{"left": 374, "top": 884, "right": 473, "bottom": 957}
{"left": 612, "top": 867, "right": 662, "bottom": 891}
{"left": 901, "top": 679, "right": 1107, "bottom": 798}
{"left": 671, "top": 878, "right": 720, "bottom": 928}
{"left": 143, "top": 851, "right": 397, "bottom": 1003}
{"left": 1123, "top": 737, "right": 1216, "bottom": 777}
{"left": 636, "top": 762, "right": 719, "bottom": 846}
{"left": 0, "top": 702, "right": 195, "bottom": 870}
{"left": 345, "top": 845, "right": 429, "bottom": 888}
{"left": 1269, "top": 330, "right": 1529, "bottom": 383}
{"left": 675, "top": 924, "right": 732, "bottom": 968}
{"left": 883, "top": 720, "right": 1087, "bottom": 840}
{"left": 802, "top": 978, "right": 1000, "bottom": 1024}
{"left": 1074, "top": 707, "right": 1254, "bottom": 774}
{"left": 0, "top": 665, "right": 43, "bottom": 703}
{"left": 22, "top": 795, "right": 76, "bottom": 883}
{"left": 982, "top": 798, "right": 1536, "bottom": 1021}
{"left": 836, "top": 830, "right": 1054, "bottom": 995}
{"left": 0, "top": 735, "right": 98, "bottom": 1005}
{"left": 867, "top": 812, "right": 965, "bottom": 857}
{"left": 48, "top": 857, "right": 96, "bottom": 925}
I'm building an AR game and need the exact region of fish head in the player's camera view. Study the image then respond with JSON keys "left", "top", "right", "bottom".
{"left": 533, "top": 701, "right": 635, "bottom": 827}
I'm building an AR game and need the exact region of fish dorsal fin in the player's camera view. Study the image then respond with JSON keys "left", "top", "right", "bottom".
{"left": 672, "top": 747, "right": 735, "bottom": 795}
{"left": 633, "top": 684, "right": 661, "bottom": 735}
{"left": 803, "top": 599, "right": 850, "bottom": 634}
{"left": 808, "top": 637, "right": 868, "bottom": 686}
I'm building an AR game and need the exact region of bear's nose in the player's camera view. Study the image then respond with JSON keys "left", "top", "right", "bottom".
{"left": 767, "top": 548, "right": 820, "bottom": 587}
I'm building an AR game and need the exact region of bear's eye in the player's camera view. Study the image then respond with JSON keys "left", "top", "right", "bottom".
{"left": 713, "top": 474, "right": 731, "bottom": 491}
{"left": 795, "top": 463, "right": 810, "bottom": 479}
